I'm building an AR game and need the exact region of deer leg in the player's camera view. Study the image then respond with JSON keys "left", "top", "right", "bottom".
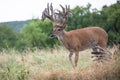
{"left": 75, "top": 52, "right": 79, "bottom": 67}
{"left": 69, "top": 52, "right": 74, "bottom": 68}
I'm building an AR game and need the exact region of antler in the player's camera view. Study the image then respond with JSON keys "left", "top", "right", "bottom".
{"left": 42, "top": 3, "right": 54, "bottom": 21}
{"left": 42, "top": 3, "right": 70, "bottom": 28}
{"left": 57, "top": 4, "right": 70, "bottom": 25}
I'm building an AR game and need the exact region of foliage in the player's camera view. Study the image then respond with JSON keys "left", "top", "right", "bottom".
{"left": 0, "top": 2, "right": 119, "bottom": 50}
{"left": 20, "top": 19, "right": 59, "bottom": 49}
{"left": 101, "top": 2, "right": 120, "bottom": 44}
{"left": 67, "top": 3, "right": 100, "bottom": 30}
{"left": 0, "top": 24, "right": 18, "bottom": 50}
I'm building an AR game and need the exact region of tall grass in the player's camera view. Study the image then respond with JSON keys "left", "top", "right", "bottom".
{"left": 0, "top": 47, "right": 119, "bottom": 80}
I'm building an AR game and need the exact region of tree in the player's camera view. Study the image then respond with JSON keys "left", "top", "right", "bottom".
{"left": 0, "top": 24, "right": 18, "bottom": 50}
{"left": 67, "top": 3, "right": 99, "bottom": 30}
{"left": 21, "top": 19, "right": 59, "bottom": 49}
{"left": 101, "top": 2, "right": 120, "bottom": 44}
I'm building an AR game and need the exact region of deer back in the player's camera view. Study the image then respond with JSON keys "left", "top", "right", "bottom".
{"left": 61, "top": 27, "right": 108, "bottom": 51}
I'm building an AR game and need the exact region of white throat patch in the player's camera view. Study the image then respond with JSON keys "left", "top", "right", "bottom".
{"left": 57, "top": 35, "right": 63, "bottom": 40}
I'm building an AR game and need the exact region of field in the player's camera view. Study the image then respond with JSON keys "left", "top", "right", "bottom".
{"left": 0, "top": 47, "right": 120, "bottom": 80}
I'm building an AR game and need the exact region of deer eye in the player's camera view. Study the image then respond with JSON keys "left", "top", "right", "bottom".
{"left": 58, "top": 29, "right": 61, "bottom": 31}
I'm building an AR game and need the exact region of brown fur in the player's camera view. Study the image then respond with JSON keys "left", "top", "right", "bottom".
{"left": 61, "top": 27, "right": 108, "bottom": 51}
{"left": 52, "top": 26, "right": 108, "bottom": 68}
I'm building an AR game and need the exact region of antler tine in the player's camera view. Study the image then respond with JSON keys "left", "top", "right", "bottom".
{"left": 59, "top": 5, "right": 70, "bottom": 17}
{"left": 50, "top": 3, "right": 53, "bottom": 17}
{"left": 68, "top": 5, "right": 70, "bottom": 13}
{"left": 51, "top": 4, "right": 70, "bottom": 26}
{"left": 47, "top": 3, "right": 50, "bottom": 16}
{"left": 65, "top": 5, "right": 68, "bottom": 13}
{"left": 60, "top": 4, "right": 65, "bottom": 14}
{"left": 42, "top": 8, "right": 47, "bottom": 21}
{"left": 42, "top": 3, "right": 54, "bottom": 21}
{"left": 65, "top": 5, "right": 70, "bottom": 16}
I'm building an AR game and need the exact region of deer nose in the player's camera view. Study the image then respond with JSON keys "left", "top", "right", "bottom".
{"left": 50, "top": 32, "right": 55, "bottom": 37}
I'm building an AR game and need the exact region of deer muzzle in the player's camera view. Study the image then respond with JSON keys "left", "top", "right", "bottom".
{"left": 50, "top": 32, "right": 55, "bottom": 37}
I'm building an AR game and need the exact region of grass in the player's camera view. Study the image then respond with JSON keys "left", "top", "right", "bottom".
{"left": 0, "top": 47, "right": 120, "bottom": 80}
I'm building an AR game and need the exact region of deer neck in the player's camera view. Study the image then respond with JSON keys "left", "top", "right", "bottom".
{"left": 57, "top": 30, "right": 67, "bottom": 41}
{"left": 57, "top": 30, "right": 69, "bottom": 48}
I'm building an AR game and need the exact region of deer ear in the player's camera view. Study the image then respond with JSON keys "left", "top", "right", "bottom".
{"left": 59, "top": 27, "right": 66, "bottom": 31}
{"left": 62, "top": 24, "right": 67, "bottom": 29}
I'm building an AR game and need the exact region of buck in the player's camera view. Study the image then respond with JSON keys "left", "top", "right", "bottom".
{"left": 42, "top": 3, "right": 108, "bottom": 68}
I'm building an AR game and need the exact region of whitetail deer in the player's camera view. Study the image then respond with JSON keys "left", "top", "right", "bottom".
{"left": 42, "top": 3, "right": 108, "bottom": 68}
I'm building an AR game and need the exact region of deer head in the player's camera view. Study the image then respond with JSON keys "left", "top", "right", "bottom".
{"left": 42, "top": 3, "right": 70, "bottom": 37}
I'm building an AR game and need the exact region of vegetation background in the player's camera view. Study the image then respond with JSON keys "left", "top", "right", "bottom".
{"left": 0, "top": 1, "right": 120, "bottom": 80}
{"left": 0, "top": 2, "right": 120, "bottom": 51}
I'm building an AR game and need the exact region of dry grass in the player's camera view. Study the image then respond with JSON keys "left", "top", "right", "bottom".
{"left": 0, "top": 47, "right": 120, "bottom": 80}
